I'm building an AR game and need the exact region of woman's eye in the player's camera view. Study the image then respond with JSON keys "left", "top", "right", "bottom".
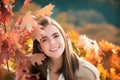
{"left": 41, "top": 38, "right": 48, "bottom": 42}
{"left": 54, "top": 34, "right": 59, "bottom": 38}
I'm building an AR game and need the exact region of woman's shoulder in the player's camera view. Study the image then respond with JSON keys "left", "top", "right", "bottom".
{"left": 75, "top": 57, "right": 100, "bottom": 80}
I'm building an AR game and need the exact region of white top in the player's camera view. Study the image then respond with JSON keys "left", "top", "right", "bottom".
{"left": 47, "top": 69, "right": 65, "bottom": 80}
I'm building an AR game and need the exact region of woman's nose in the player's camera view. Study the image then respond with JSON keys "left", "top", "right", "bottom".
{"left": 49, "top": 39, "right": 56, "bottom": 45}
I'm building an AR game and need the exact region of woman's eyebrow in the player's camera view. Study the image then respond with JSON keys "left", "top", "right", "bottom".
{"left": 41, "top": 36, "right": 47, "bottom": 38}
{"left": 40, "top": 36, "right": 47, "bottom": 40}
{"left": 52, "top": 32, "right": 59, "bottom": 36}
{"left": 40, "top": 32, "right": 59, "bottom": 41}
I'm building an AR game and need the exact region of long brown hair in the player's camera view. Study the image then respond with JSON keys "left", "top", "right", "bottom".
{"left": 30, "top": 16, "right": 79, "bottom": 80}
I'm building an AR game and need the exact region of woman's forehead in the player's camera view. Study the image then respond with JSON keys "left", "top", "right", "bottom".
{"left": 37, "top": 24, "right": 61, "bottom": 39}
{"left": 43, "top": 24, "right": 61, "bottom": 33}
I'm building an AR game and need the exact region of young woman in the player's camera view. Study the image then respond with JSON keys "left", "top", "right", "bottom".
{"left": 25, "top": 16, "right": 100, "bottom": 80}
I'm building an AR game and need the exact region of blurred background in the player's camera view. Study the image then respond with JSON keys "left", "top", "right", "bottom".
{"left": 14, "top": 0, "right": 120, "bottom": 45}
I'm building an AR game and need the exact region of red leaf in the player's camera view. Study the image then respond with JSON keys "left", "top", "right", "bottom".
{"left": 0, "top": 7, "right": 13, "bottom": 27}
{"left": 6, "top": 30, "right": 21, "bottom": 48}
{"left": 15, "top": 62, "right": 29, "bottom": 80}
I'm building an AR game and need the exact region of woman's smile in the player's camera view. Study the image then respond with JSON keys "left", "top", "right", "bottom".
{"left": 49, "top": 46, "right": 60, "bottom": 52}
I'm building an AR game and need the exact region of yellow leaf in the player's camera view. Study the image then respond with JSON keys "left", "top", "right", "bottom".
{"left": 67, "top": 30, "right": 79, "bottom": 44}
{"left": 110, "top": 68, "right": 115, "bottom": 74}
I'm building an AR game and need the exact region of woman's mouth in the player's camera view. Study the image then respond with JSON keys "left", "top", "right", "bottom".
{"left": 50, "top": 46, "right": 60, "bottom": 52}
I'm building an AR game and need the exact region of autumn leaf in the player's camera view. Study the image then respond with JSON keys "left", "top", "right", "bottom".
{"left": 28, "top": 53, "right": 46, "bottom": 66}
{"left": 20, "top": 11, "right": 38, "bottom": 32}
{"left": 20, "top": 4, "right": 54, "bottom": 32}
{"left": 67, "top": 30, "right": 79, "bottom": 44}
{"left": 2, "top": 0, "right": 15, "bottom": 4}
{"left": 2, "top": 0, "right": 9, "bottom": 4}
{"left": 99, "top": 40, "right": 116, "bottom": 51}
{"left": 0, "top": 7, "right": 9, "bottom": 22}
{"left": 4, "top": 15, "right": 13, "bottom": 28}
{"left": 77, "top": 35, "right": 101, "bottom": 56}
{"left": 0, "top": 40, "right": 13, "bottom": 64}
{"left": 15, "top": 61, "right": 29, "bottom": 80}
{"left": 6, "top": 30, "right": 21, "bottom": 48}
{"left": 0, "top": 0, "right": 14, "bottom": 28}
{"left": 31, "top": 25, "right": 45, "bottom": 41}
{"left": 2, "top": 0, "right": 14, "bottom": 16}
{"left": 33, "top": 3, "right": 55, "bottom": 18}
{"left": 110, "top": 54, "right": 120, "bottom": 71}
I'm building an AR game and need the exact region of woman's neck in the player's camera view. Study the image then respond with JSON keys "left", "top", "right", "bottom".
{"left": 48, "top": 55, "right": 63, "bottom": 72}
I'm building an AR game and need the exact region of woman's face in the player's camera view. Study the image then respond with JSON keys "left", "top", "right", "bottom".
{"left": 38, "top": 24, "right": 65, "bottom": 59}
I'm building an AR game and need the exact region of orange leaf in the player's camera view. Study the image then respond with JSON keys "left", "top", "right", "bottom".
{"left": 29, "top": 53, "right": 46, "bottom": 66}
{"left": 33, "top": 3, "right": 55, "bottom": 17}
{"left": 2, "top": 0, "right": 15, "bottom": 4}
{"left": 20, "top": 12, "right": 38, "bottom": 32}
{"left": 6, "top": 30, "right": 21, "bottom": 48}
{"left": 20, "top": 4, "right": 54, "bottom": 32}
{"left": 67, "top": 31, "right": 79, "bottom": 44}
{"left": 2, "top": 0, "right": 9, "bottom": 4}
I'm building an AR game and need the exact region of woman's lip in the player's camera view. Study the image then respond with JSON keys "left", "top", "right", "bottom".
{"left": 50, "top": 46, "right": 60, "bottom": 52}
